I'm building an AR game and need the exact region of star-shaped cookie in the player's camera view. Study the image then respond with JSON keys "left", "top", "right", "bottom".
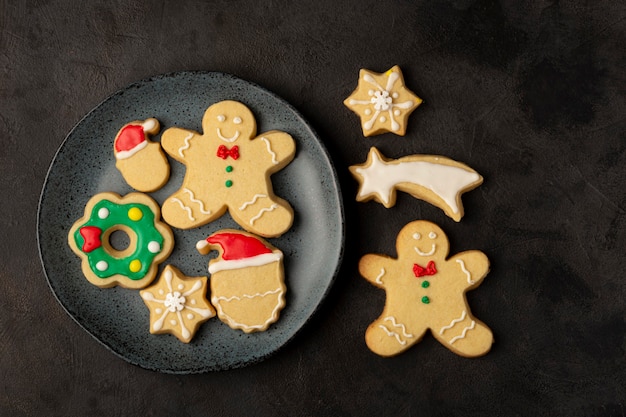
{"left": 140, "top": 265, "right": 216, "bottom": 343}
{"left": 349, "top": 147, "right": 483, "bottom": 221}
{"left": 344, "top": 65, "right": 422, "bottom": 136}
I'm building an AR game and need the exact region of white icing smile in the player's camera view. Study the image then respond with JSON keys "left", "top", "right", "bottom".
{"left": 217, "top": 128, "right": 240, "bottom": 143}
{"left": 414, "top": 244, "right": 436, "bottom": 256}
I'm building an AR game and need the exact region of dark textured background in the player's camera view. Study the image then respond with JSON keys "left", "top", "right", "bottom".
{"left": 1, "top": 0, "right": 625, "bottom": 416}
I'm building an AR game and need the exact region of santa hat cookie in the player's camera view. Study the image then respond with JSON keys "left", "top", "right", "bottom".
{"left": 114, "top": 118, "right": 170, "bottom": 192}
{"left": 196, "top": 230, "right": 286, "bottom": 333}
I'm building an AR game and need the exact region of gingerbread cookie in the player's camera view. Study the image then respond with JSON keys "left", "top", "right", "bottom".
{"left": 68, "top": 192, "right": 174, "bottom": 289}
{"left": 160, "top": 100, "right": 295, "bottom": 238}
{"left": 344, "top": 65, "right": 422, "bottom": 136}
{"left": 350, "top": 147, "right": 483, "bottom": 222}
{"left": 114, "top": 118, "right": 170, "bottom": 192}
{"left": 359, "top": 220, "right": 492, "bottom": 357}
{"left": 140, "top": 265, "right": 216, "bottom": 343}
{"left": 196, "top": 230, "right": 286, "bottom": 333}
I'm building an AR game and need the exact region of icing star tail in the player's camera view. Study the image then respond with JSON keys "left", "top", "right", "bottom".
{"left": 349, "top": 147, "right": 483, "bottom": 221}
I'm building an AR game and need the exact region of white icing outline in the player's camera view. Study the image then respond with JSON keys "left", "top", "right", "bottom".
{"left": 456, "top": 259, "right": 475, "bottom": 284}
{"left": 439, "top": 310, "right": 467, "bottom": 335}
{"left": 261, "top": 137, "right": 278, "bottom": 164}
{"left": 378, "top": 324, "right": 407, "bottom": 345}
{"left": 414, "top": 244, "right": 436, "bottom": 256}
{"left": 178, "top": 133, "right": 194, "bottom": 158}
{"left": 383, "top": 316, "right": 413, "bottom": 338}
{"left": 115, "top": 140, "right": 147, "bottom": 160}
{"left": 212, "top": 287, "right": 284, "bottom": 331}
{"left": 239, "top": 194, "right": 268, "bottom": 211}
{"left": 183, "top": 188, "right": 211, "bottom": 215}
{"left": 249, "top": 204, "right": 279, "bottom": 225}
{"left": 375, "top": 268, "right": 385, "bottom": 284}
{"left": 171, "top": 198, "right": 195, "bottom": 221}
{"left": 449, "top": 320, "right": 476, "bottom": 345}
{"left": 208, "top": 251, "right": 283, "bottom": 274}
{"left": 217, "top": 128, "right": 239, "bottom": 143}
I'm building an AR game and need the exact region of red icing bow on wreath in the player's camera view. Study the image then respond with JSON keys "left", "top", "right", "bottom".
{"left": 413, "top": 261, "right": 437, "bottom": 278}
{"left": 217, "top": 145, "right": 239, "bottom": 160}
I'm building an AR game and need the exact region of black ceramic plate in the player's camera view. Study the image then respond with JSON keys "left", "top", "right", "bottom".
{"left": 37, "top": 72, "right": 344, "bottom": 373}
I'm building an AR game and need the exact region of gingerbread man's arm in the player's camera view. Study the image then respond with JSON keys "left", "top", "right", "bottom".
{"left": 359, "top": 254, "right": 396, "bottom": 289}
{"left": 252, "top": 130, "right": 296, "bottom": 172}
{"left": 161, "top": 127, "right": 200, "bottom": 163}
{"left": 448, "top": 250, "right": 490, "bottom": 289}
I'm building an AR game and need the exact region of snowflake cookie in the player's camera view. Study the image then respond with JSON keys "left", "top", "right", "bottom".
{"left": 359, "top": 220, "right": 493, "bottom": 357}
{"left": 140, "top": 265, "right": 216, "bottom": 343}
{"left": 344, "top": 65, "right": 422, "bottom": 136}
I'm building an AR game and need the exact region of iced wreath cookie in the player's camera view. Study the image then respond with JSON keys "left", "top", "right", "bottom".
{"left": 344, "top": 65, "right": 422, "bottom": 136}
{"left": 140, "top": 265, "right": 216, "bottom": 343}
{"left": 196, "top": 230, "right": 286, "bottom": 333}
{"left": 68, "top": 192, "right": 174, "bottom": 289}
{"left": 350, "top": 147, "right": 483, "bottom": 222}
{"left": 160, "top": 100, "right": 296, "bottom": 238}
{"left": 359, "top": 220, "right": 492, "bottom": 357}
{"left": 114, "top": 118, "right": 170, "bottom": 192}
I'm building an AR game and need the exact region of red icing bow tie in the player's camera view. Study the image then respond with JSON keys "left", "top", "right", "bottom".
{"left": 413, "top": 261, "right": 437, "bottom": 277}
{"left": 217, "top": 145, "right": 240, "bottom": 160}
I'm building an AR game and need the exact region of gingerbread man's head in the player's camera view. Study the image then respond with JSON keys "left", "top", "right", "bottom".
{"left": 202, "top": 100, "right": 256, "bottom": 143}
{"left": 396, "top": 220, "right": 450, "bottom": 261}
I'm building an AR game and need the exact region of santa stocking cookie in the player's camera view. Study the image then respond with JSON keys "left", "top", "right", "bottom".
{"left": 196, "top": 230, "right": 286, "bottom": 333}
{"left": 359, "top": 220, "right": 493, "bottom": 357}
{"left": 160, "top": 100, "right": 295, "bottom": 238}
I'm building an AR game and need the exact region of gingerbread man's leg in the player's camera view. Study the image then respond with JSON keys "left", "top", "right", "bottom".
{"left": 431, "top": 309, "right": 493, "bottom": 357}
{"left": 162, "top": 187, "right": 226, "bottom": 229}
{"left": 365, "top": 312, "right": 428, "bottom": 357}
{"left": 230, "top": 194, "right": 294, "bottom": 238}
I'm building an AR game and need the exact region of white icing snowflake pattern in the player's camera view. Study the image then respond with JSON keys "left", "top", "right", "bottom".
{"left": 344, "top": 66, "right": 422, "bottom": 136}
{"left": 140, "top": 266, "right": 215, "bottom": 343}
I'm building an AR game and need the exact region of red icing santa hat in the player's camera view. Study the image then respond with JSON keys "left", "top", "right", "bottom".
{"left": 196, "top": 232, "right": 282, "bottom": 274}
{"left": 114, "top": 119, "right": 158, "bottom": 159}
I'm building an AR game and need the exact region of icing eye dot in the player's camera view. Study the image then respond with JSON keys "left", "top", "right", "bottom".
{"left": 177, "top": 284, "right": 184, "bottom": 290}
{"left": 368, "top": 89, "right": 374, "bottom": 96}
{"left": 413, "top": 233, "right": 421, "bottom": 240}
{"left": 429, "top": 232, "right": 437, "bottom": 239}
{"left": 217, "top": 115, "right": 226, "bottom": 122}
{"left": 392, "top": 92, "right": 399, "bottom": 99}
{"left": 170, "top": 319, "right": 177, "bottom": 326}
{"left": 96, "top": 260, "right": 108, "bottom": 271}
{"left": 364, "top": 109, "right": 372, "bottom": 115}
{"left": 190, "top": 299, "right": 197, "bottom": 305}
{"left": 187, "top": 313, "right": 194, "bottom": 320}
{"left": 155, "top": 308, "right": 162, "bottom": 314}
{"left": 394, "top": 109, "right": 401, "bottom": 116}
{"left": 233, "top": 116, "right": 242, "bottom": 124}
{"left": 379, "top": 116, "right": 387, "bottom": 123}
{"left": 159, "top": 289, "right": 164, "bottom": 295}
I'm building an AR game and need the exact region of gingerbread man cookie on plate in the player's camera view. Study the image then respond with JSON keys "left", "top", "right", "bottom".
{"left": 359, "top": 220, "right": 493, "bottom": 357}
{"left": 160, "top": 100, "right": 295, "bottom": 238}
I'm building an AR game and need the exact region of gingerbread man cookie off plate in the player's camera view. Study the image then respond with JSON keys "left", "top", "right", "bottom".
{"left": 359, "top": 220, "right": 493, "bottom": 357}
{"left": 38, "top": 72, "right": 344, "bottom": 373}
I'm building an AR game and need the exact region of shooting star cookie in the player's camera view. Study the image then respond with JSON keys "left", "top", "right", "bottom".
{"left": 349, "top": 147, "right": 483, "bottom": 221}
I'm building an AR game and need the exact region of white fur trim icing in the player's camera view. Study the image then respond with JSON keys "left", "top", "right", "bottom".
{"left": 208, "top": 251, "right": 282, "bottom": 274}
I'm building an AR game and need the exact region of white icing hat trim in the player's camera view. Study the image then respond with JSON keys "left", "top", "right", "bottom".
{"left": 115, "top": 140, "right": 148, "bottom": 160}
{"left": 208, "top": 251, "right": 282, "bottom": 274}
